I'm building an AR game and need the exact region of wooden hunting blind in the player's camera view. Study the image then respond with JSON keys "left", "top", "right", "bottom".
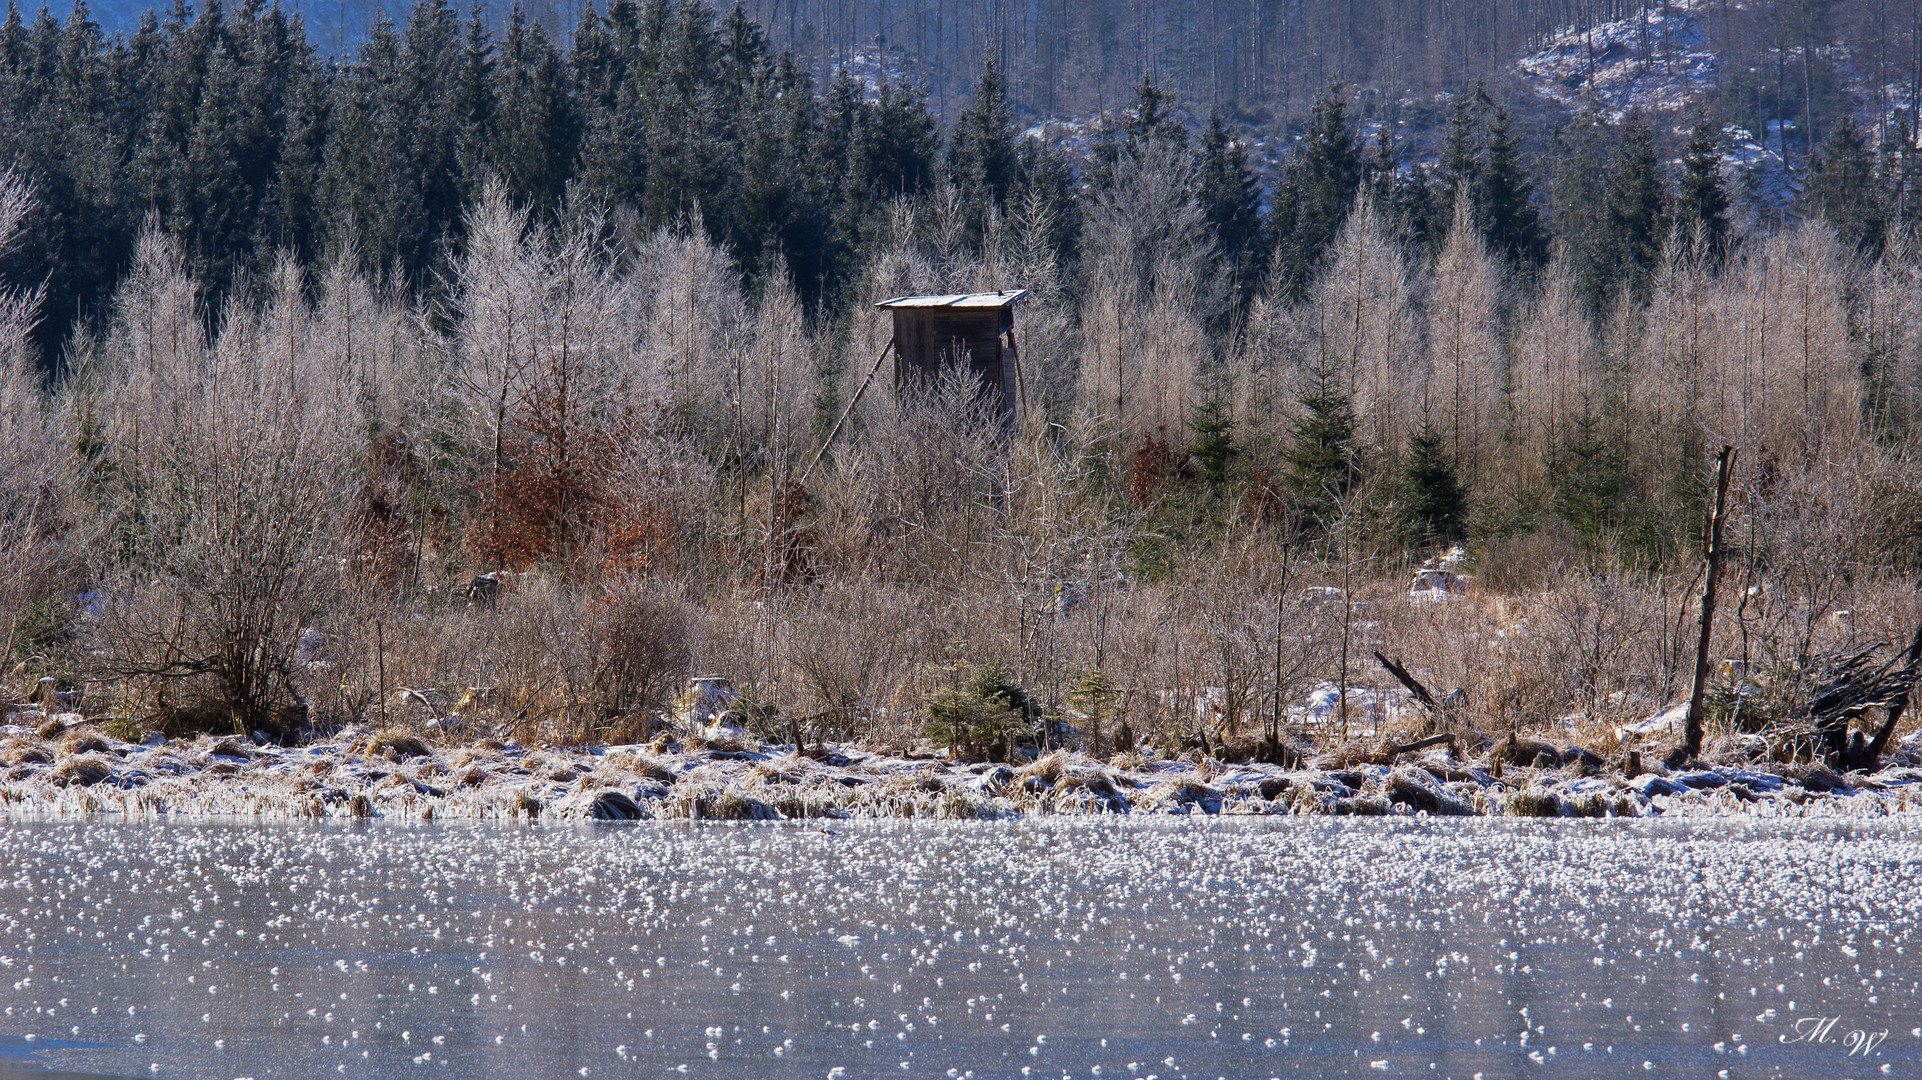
{"left": 875, "top": 290, "right": 1029, "bottom": 419}
{"left": 800, "top": 288, "right": 1029, "bottom": 484}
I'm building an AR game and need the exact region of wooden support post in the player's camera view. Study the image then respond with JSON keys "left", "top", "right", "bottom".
{"left": 800, "top": 335, "right": 894, "bottom": 486}
{"left": 1676, "top": 445, "right": 1736, "bottom": 766}
{"left": 1270, "top": 546, "right": 1292, "bottom": 744}
{"left": 1006, "top": 328, "right": 1028, "bottom": 420}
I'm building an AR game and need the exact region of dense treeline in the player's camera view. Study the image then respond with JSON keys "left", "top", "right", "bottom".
{"left": 67, "top": 0, "right": 1922, "bottom": 147}
{"left": 4, "top": 0, "right": 1922, "bottom": 758}
{"left": 9, "top": 0, "right": 1922, "bottom": 363}
{"left": 0, "top": 0, "right": 969, "bottom": 349}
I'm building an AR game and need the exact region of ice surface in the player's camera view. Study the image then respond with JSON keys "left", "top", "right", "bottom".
{"left": 0, "top": 818, "right": 1918, "bottom": 1079}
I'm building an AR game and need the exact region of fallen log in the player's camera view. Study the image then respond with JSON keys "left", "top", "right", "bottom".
{"left": 1385, "top": 732, "right": 1457, "bottom": 764}
{"left": 1807, "top": 645, "right": 1918, "bottom": 770}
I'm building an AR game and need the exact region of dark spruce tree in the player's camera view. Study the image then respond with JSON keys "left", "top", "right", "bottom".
{"left": 451, "top": 4, "right": 498, "bottom": 192}
{"left": 1364, "top": 125, "right": 1397, "bottom": 210}
{"left": 1186, "top": 397, "right": 1239, "bottom": 489}
{"left": 1197, "top": 111, "right": 1263, "bottom": 308}
{"left": 947, "top": 59, "right": 1020, "bottom": 246}
{"left": 1476, "top": 105, "right": 1546, "bottom": 273}
{"left": 1602, "top": 110, "right": 1667, "bottom": 306}
{"left": 1887, "top": 116, "right": 1922, "bottom": 232}
{"left": 1086, "top": 75, "right": 1186, "bottom": 191}
{"left": 395, "top": 0, "right": 477, "bottom": 281}
{"left": 318, "top": 14, "right": 431, "bottom": 278}
{"left": 1012, "top": 137, "right": 1080, "bottom": 268}
{"left": 489, "top": 5, "right": 578, "bottom": 212}
{"left": 1552, "top": 406, "right": 1634, "bottom": 542}
{"left": 1675, "top": 114, "right": 1731, "bottom": 261}
{"left": 634, "top": 0, "right": 726, "bottom": 236}
{"left": 1363, "top": 126, "right": 1440, "bottom": 252}
{"left": 1267, "top": 83, "right": 1360, "bottom": 302}
{"left": 1804, "top": 115, "right": 1886, "bottom": 255}
{"left": 1284, "top": 353, "right": 1361, "bottom": 529}
{"left": 1397, "top": 414, "right": 1466, "bottom": 544}
{"left": 1550, "top": 105, "right": 1616, "bottom": 315}
{"left": 1436, "top": 87, "right": 1483, "bottom": 219}
{"left": 820, "top": 72, "right": 938, "bottom": 267}
{"left": 0, "top": 0, "right": 135, "bottom": 361}
{"left": 1125, "top": 75, "right": 1187, "bottom": 147}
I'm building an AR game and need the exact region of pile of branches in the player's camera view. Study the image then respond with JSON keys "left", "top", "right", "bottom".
{"left": 1802, "top": 636, "right": 1921, "bottom": 772}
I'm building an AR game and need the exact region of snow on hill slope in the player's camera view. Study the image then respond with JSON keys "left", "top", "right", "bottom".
{"left": 1514, "top": 0, "right": 1717, "bottom": 122}
{"left": 1514, "top": 0, "right": 1808, "bottom": 221}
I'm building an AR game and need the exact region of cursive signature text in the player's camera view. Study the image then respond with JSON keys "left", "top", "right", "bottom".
{"left": 1778, "top": 1015, "right": 1887, "bottom": 1056}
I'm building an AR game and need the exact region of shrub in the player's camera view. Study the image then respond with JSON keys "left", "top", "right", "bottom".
{"left": 923, "top": 660, "right": 1039, "bottom": 762}
{"left": 590, "top": 581, "right": 696, "bottom": 725}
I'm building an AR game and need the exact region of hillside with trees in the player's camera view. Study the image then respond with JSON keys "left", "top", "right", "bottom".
{"left": 2, "top": 0, "right": 1920, "bottom": 769}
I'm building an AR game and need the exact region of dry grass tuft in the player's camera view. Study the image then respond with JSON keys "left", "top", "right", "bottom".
{"left": 1506, "top": 787, "right": 1564, "bottom": 817}
{"left": 57, "top": 730, "right": 115, "bottom": 757}
{"left": 668, "top": 782, "right": 777, "bottom": 820}
{"left": 2, "top": 737, "right": 53, "bottom": 766}
{"left": 47, "top": 753, "right": 113, "bottom": 786}
{"left": 360, "top": 730, "right": 432, "bottom": 761}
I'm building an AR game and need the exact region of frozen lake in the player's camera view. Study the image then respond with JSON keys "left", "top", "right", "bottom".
{"left": 1, "top": 818, "right": 1918, "bottom": 1079}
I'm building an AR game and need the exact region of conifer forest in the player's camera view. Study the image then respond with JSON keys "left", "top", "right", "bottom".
{"left": 4, "top": 0, "right": 1922, "bottom": 773}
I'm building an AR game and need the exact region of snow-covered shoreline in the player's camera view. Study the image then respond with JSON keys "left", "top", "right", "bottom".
{"left": 7, "top": 719, "right": 1922, "bottom": 823}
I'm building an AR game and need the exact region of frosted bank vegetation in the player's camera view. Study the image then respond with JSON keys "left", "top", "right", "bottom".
{"left": 7, "top": 721, "right": 1922, "bottom": 822}
{"left": 2, "top": 138, "right": 1922, "bottom": 822}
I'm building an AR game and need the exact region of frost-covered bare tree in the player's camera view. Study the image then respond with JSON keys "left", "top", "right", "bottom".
{"left": 0, "top": 169, "right": 81, "bottom": 670}
{"left": 855, "top": 200, "right": 939, "bottom": 416}
{"left": 927, "top": 181, "right": 981, "bottom": 291}
{"left": 1509, "top": 255, "right": 1595, "bottom": 493}
{"left": 1425, "top": 195, "right": 1505, "bottom": 490}
{"left": 1716, "top": 222, "right": 1857, "bottom": 458}
{"left": 88, "top": 232, "right": 358, "bottom": 730}
{"left": 1301, "top": 195, "right": 1421, "bottom": 463}
{"left": 1857, "top": 236, "right": 1922, "bottom": 443}
{"left": 1000, "top": 185, "right": 1065, "bottom": 304}
{"left": 450, "top": 183, "right": 544, "bottom": 483}
{"left": 313, "top": 236, "right": 415, "bottom": 435}
{"left": 837, "top": 364, "right": 1005, "bottom": 582}
{"left": 988, "top": 185, "right": 1081, "bottom": 419}
{"left": 1076, "top": 140, "right": 1224, "bottom": 446}
{"left": 743, "top": 265, "right": 816, "bottom": 476}
{"left": 1229, "top": 266, "right": 1303, "bottom": 449}
{"left": 1637, "top": 235, "right": 1718, "bottom": 481}
{"left": 629, "top": 210, "right": 744, "bottom": 448}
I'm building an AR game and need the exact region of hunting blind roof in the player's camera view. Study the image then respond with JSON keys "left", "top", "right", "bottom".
{"left": 874, "top": 289, "right": 1029, "bottom": 309}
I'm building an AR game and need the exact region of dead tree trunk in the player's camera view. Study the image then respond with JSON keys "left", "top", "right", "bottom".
{"left": 1374, "top": 651, "right": 1441, "bottom": 715}
{"left": 1673, "top": 446, "right": 1735, "bottom": 767}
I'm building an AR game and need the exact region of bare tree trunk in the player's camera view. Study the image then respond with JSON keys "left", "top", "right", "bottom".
{"left": 1675, "top": 445, "right": 1736, "bottom": 765}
